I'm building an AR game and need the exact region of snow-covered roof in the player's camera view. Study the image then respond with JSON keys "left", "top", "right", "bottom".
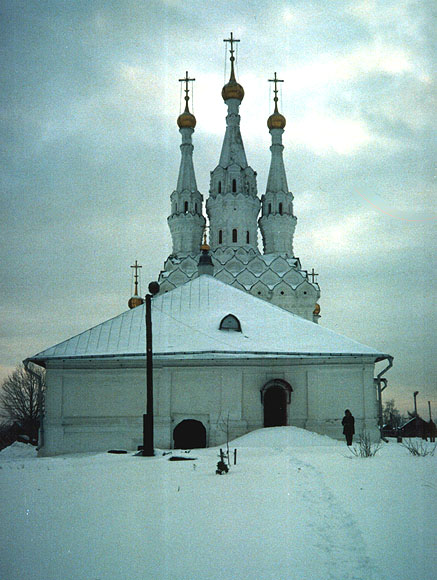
{"left": 28, "top": 276, "right": 388, "bottom": 363}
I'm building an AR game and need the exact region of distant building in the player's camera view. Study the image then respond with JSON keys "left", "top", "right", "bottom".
{"left": 399, "top": 416, "right": 429, "bottom": 439}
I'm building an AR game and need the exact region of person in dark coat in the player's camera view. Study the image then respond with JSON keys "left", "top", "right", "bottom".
{"left": 342, "top": 409, "right": 355, "bottom": 445}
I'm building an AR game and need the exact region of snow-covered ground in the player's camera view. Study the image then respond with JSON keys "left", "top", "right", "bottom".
{"left": 0, "top": 428, "right": 435, "bottom": 580}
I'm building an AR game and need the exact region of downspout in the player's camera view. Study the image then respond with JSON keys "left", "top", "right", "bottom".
{"left": 23, "top": 359, "right": 44, "bottom": 450}
{"left": 374, "top": 355, "right": 394, "bottom": 439}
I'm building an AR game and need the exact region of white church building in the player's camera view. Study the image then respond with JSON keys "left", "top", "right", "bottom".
{"left": 27, "top": 37, "right": 392, "bottom": 455}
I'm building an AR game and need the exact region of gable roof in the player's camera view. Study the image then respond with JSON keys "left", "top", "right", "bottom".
{"left": 28, "top": 275, "right": 388, "bottom": 364}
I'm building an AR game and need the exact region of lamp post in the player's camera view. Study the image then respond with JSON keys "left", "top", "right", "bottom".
{"left": 142, "top": 281, "right": 160, "bottom": 457}
{"left": 413, "top": 391, "right": 419, "bottom": 417}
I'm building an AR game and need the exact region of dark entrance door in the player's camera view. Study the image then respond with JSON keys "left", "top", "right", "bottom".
{"left": 173, "top": 419, "right": 207, "bottom": 449}
{"left": 264, "top": 386, "right": 287, "bottom": 427}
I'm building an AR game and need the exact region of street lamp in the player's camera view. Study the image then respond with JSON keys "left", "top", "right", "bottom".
{"left": 142, "top": 281, "right": 160, "bottom": 457}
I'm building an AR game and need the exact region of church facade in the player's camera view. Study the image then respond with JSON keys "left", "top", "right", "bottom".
{"left": 26, "top": 38, "right": 392, "bottom": 455}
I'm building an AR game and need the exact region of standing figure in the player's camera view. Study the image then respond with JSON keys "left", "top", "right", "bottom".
{"left": 342, "top": 409, "right": 355, "bottom": 446}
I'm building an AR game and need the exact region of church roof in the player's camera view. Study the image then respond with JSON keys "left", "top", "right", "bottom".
{"left": 28, "top": 276, "right": 387, "bottom": 364}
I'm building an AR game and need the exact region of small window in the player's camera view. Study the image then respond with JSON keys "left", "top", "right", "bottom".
{"left": 184, "top": 201, "right": 188, "bottom": 213}
{"left": 246, "top": 231, "right": 250, "bottom": 243}
{"left": 268, "top": 203, "right": 272, "bottom": 215}
{"left": 232, "top": 229, "right": 238, "bottom": 243}
{"left": 232, "top": 179, "right": 237, "bottom": 192}
{"left": 219, "top": 314, "right": 242, "bottom": 332}
{"left": 219, "top": 230, "right": 223, "bottom": 244}
{"left": 218, "top": 181, "right": 222, "bottom": 193}
{"left": 195, "top": 203, "right": 198, "bottom": 213}
{"left": 175, "top": 203, "right": 178, "bottom": 212}
{"left": 279, "top": 202, "right": 283, "bottom": 215}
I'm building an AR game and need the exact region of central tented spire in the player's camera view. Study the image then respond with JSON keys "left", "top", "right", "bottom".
{"left": 218, "top": 32, "right": 247, "bottom": 169}
{"left": 207, "top": 34, "right": 260, "bottom": 252}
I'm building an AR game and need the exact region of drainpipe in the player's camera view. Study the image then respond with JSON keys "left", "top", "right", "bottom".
{"left": 374, "top": 355, "right": 394, "bottom": 439}
{"left": 23, "top": 359, "right": 44, "bottom": 450}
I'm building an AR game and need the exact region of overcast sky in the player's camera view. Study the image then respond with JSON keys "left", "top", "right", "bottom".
{"left": 1, "top": 0, "right": 435, "bottom": 417}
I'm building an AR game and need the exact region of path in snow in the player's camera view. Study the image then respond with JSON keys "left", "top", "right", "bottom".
{"left": 154, "top": 446, "right": 382, "bottom": 580}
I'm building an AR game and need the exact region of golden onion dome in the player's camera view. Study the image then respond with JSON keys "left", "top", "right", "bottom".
{"left": 222, "top": 79, "right": 245, "bottom": 102}
{"left": 267, "top": 111, "right": 286, "bottom": 130}
{"left": 313, "top": 303, "right": 321, "bottom": 316}
{"left": 177, "top": 110, "right": 196, "bottom": 128}
{"left": 128, "top": 296, "right": 145, "bottom": 309}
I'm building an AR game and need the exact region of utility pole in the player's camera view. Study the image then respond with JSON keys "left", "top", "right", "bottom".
{"left": 413, "top": 391, "right": 419, "bottom": 417}
{"left": 141, "top": 281, "right": 160, "bottom": 457}
{"left": 428, "top": 400, "right": 432, "bottom": 421}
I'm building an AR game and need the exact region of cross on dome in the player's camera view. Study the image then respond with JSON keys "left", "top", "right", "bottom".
{"left": 267, "top": 72, "right": 286, "bottom": 130}
{"left": 222, "top": 32, "right": 244, "bottom": 101}
{"left": 177, "top": 71, "right": 196, "bottom": 128}
{"left": 268, "top": 72, "right": 284, "bottom": 113}
{"left": 128, "top": 260, "right": 145, "bottom": 309}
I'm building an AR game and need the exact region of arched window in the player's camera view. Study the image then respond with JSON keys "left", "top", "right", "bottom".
{"left": 218, "top": 181, "right": 222, "bottom": 193}
{"left": 184, "top": 201, "right": 188, "bottom": 213}
{"left": 219, "top": 230, "right": 223, "bottom": 244}
{"left": 279, "top": 202, "right": 283, "bottom": 215}
{"left": 246, "top": 231, "right": 250, "bottom": 243}
{"left": 175, "top": 203, "right": 178, "bottom": 213}
{"left": 232, "top": 229, "right": 238, "bottom": 243}
{"left": 232, "top": 179, "right": 237, "bottom": 192}
{"left": 219, "top": 314, "right": 242, "bottom": 332}
{"left": 195, "top": 203, "right": 198, "bottom": 213}
{"left": 268, "top": 203, "right": 272, "bottom": 215}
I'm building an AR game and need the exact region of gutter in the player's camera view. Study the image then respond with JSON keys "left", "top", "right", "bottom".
{"left": 27, "top": 350, "right": 389, "bottom": 363}
{"left": 374, "top": 355, "right": 394, "bottom": 439}
{"left": 23, "top": 358, "right": 44, "bottom": 450}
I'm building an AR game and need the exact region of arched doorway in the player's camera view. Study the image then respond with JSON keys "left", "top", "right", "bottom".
{"left": 261, "top": 380, "right": 293, "bottom": 427}
{"left": 173, "top": 419, "right": 207, "bottom": 449}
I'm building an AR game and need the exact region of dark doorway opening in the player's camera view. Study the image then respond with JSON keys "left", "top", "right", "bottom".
{"left": 173, "top": 419, "right": 207, "bottom": 449}
{"left": 264, "top": 386, "right": 287, "bottom": 427}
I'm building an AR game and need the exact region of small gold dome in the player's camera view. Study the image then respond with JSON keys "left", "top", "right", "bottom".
{"left": 200, "top": 242, "right": 210, "bottom": 251}
{"left": 313, "top": 303, "right": 321, "bottom": 316}
{"left": 267, "top": 112, "right": 286, "bottom": 130}
{"left": 177, "top": 110, "right": 196, "bottom": 128}
{"left": 128, "top": 296, "right": 145, "bottom": 309}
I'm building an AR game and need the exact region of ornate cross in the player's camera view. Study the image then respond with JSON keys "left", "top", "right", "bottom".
{"left": 308, "top": 268, "right": 319, "bottom": 283}
{"left": 130, "top": 260, "right": 142, "bottom": 295}
{"left": 223, "top": 32, "right": 240, "bottom": 62}
{"left": 179, "top": 71, "right": 195, "bottom": 110}
{"left": 268, "top": 72, "right": 284, "bottom": 112}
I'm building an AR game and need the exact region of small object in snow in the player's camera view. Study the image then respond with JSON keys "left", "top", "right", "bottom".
{"left": 107, "top": 449, "right": 128, "bottom": 454}
{"left": 169, "top": 456, "right": 198, "bottom": 461}
{"left": 216, "top": 460, "right": 229, "bottom": 474}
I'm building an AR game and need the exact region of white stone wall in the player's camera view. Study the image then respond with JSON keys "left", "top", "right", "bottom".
{"left": 39, "top": 357, "right": 379, "bottom": 455}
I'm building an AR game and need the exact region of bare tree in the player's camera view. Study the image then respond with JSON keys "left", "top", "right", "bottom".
{"left": 0, "top": 364, "right": 45, "bottom": 442}
{"left": 382, "top": 399, "right": 403, "bottom": 429}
